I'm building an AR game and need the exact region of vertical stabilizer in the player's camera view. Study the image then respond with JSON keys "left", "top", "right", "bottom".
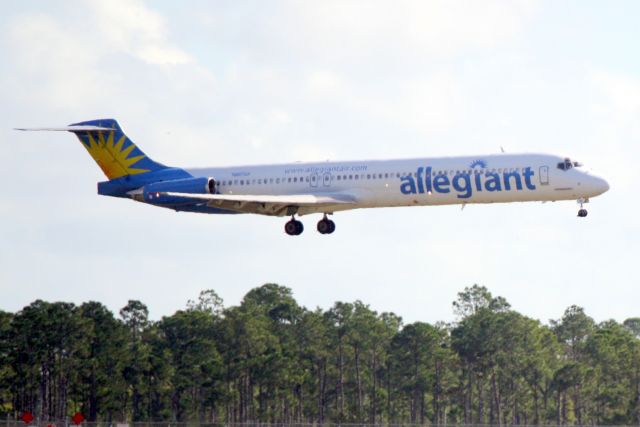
{"left": 69, "top": 118, "right": 167, "bottom": 180}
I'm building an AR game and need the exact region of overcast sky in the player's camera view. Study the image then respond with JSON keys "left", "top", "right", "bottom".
{"left": 1, "top": 1, "right": 638, "bottom": 325}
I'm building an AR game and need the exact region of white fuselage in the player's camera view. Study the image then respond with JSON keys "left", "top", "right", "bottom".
{"left": 186, "top": 153, "right": 609, "bottom": 216}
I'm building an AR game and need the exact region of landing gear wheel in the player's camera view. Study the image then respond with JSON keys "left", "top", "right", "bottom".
{"left": 317, "top": 217, "right": 336, "bottom": 234}
{"left": 285, "top": 218, "right": 304, "bottom": 235}
{"left": 578, "top": 209, "right": 588, "bottom": 217}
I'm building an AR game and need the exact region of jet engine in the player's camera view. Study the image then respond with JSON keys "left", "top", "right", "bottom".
{"left": 142, "top": 177, "right": 215, "bottom": 205}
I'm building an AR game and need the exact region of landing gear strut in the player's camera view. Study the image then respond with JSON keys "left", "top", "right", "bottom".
{"left": 284, "top": 217, "right": 304, "bottom": 236}
{"left": 577, "top": 198, "right": 588, "bottom": 218}
{"left": 317, "top": 215, "right": 336, "bottom": 234}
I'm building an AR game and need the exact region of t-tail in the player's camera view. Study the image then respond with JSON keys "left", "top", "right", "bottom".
{"left": 69, "top": 118, "right": 167, "bottom": 180}
{"left": 15, "top": 118, "right": 194, "bottom": 197}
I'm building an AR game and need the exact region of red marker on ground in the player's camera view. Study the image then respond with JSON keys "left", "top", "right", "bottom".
{"left": 71, "top": 413, "right": 84, "bottom": 425}
{"left": 21, "top": 412, "right": 34, "bottom": 424}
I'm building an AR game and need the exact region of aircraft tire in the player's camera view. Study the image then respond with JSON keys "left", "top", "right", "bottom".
{"left": 285, "top": 220, "right": 299, "bottom": 236}
{"left": 317, "top": 219, "right": 330, "bottom": 234}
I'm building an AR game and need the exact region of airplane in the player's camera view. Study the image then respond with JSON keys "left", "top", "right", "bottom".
{"left": 16, "top": 118, "right": 609, "bottom": 236}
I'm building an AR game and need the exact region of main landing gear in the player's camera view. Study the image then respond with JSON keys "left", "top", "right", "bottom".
{"left": 284, "top": 215, "right": 336, "bottom": 236}
{"left": 284, "top": 217, "right": 304, "bottom": 236}
{"left": 577, "top": 198, "right": 588, "bottom": 218}
{"left": 317, "top": 215, "right": 336, "bottom": 235}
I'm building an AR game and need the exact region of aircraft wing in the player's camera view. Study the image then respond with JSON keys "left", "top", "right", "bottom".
{"left": 163, "top": 192, "right": 357, "bottom": 216}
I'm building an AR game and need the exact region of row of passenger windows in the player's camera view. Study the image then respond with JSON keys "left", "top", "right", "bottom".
{"left": 216, "top": 167, "right": 528, "bottom": 187}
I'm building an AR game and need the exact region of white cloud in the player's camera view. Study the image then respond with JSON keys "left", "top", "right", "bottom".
{"left": 586, "top": 70, "right": 640, "bottom": 187}
{"left": 590, "top": 70, "right": 640, "bottom": 122}
{"left": 288, "top": 0, "right": 538, "bottom": 60}
{"left": 307, "top": 70, "right": 346, "bottom": 95}
{"left": 6, "top": 14, "right": 111, "bottom": 109}
{"left": 90, "top": 0, "right": 192, "bottom": 65}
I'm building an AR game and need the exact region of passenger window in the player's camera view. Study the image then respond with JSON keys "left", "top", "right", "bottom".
{"left": 355, "top": 175, "right": 359, "bottom": 180}
{"left": 349, "top": 175, "right": 353, "bottom": 180}
{"left": 276, "top": 178, "right": 280, "bottom": 184}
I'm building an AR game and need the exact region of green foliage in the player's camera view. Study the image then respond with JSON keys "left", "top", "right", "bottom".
{"left": 1, "top": 285, "right": 639, "bottom": 425}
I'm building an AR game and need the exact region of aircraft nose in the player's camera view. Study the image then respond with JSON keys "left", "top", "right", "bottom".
{"left": 593, "top": 175, "right": 610, "bottom": 195}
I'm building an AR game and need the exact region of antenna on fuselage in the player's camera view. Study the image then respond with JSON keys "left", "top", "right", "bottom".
{"left": 500, "top": 146, "right": 505, "bottom": 153}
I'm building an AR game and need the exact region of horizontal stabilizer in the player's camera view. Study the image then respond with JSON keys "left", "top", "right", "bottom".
{"left": 14, "top": 125, "right": 113, "bottom": 132}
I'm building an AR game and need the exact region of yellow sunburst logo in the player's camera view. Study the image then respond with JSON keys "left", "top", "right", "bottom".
{"left": 82, "top": 131, "right": 150, "bottom": 179}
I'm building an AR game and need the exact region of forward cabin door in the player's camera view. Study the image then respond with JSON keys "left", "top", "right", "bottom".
{"left": 539, "top": 165, "right": 549, "bottom": 185}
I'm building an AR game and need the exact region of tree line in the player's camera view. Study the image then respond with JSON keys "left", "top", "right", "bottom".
{"left": 0, "top": 284, "right": 639, "bottom": 425}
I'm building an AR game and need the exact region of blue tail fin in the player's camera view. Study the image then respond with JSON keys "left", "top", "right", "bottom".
{"left": 70, "top": 119, "right": 167, "bottom": 180}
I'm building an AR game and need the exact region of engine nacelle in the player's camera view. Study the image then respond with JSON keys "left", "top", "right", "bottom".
{"left": 143, "top": 177, "right": 215, "bottom": 205}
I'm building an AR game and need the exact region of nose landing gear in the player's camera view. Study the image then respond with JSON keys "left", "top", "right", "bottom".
{"left": 317, "top": 215, "right": 336, "bottom": 234}
{"left": 577, "top": 198, "right": 588, "bottom": 218}
{"left": 284, "top": 217, "right": 304, "bottom": 235}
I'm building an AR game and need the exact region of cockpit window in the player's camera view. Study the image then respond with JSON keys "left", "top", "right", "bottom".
{"left": 557, "top": 158, "right": 575, "bottom": 171}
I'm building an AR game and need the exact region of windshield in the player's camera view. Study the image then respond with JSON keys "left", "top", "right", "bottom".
{"left": 557, "top": 158, "right": 582, "bottom": 171}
